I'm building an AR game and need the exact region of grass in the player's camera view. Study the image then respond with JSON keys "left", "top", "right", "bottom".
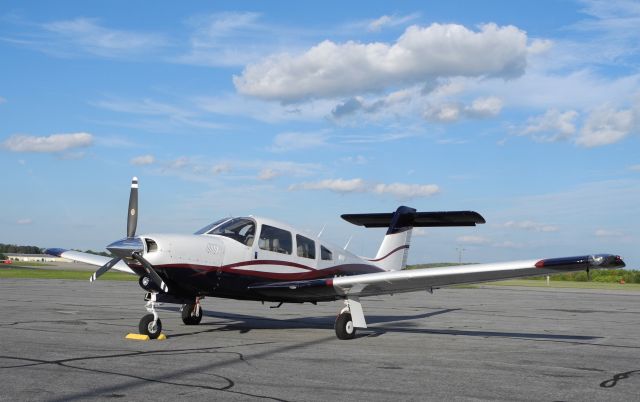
{"left": 486, "top": 279, "right": 640, "bottom": 291}
{"left": 0, "top": 267, "right": 136, "bottom": 281}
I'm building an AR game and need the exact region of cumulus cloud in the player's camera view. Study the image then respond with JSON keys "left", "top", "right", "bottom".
{"left": 520, "top": 109, "right": 578, "bottom": 142}
{"left": 503, "top": 220, "right": 559, "bottom": 232}
{"left": 234, "top": 23, "right": 530, "bottom": 102}
{"left": 289, "top": 178, "right": 439, "bottom": 199}
{"left": 465, "top": 96, "right": 504, "bottom": 117}
{"left": 575, "top": 106, "right": 635, "bottom": 147}
{"left": 130, "top": 154, "right": 155, "bottom": 166}
{"left": 424, "top": 96, "right": 503, "bottom": 122}
{"left": 2, "top": 132, "right": 93, "bottom": 153}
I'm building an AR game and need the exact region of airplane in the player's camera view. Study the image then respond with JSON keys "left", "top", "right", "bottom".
{"left": 46, "top": 177, "right": 626, "bottom": 340}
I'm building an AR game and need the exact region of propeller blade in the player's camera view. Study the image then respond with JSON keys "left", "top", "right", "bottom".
{"left": 131, "top": 252, "right": 169, "bottom": 293}
{"left": 127, "top": 177, "right": 139, "bottom": 238}
{"left": 90, "top": 257, "right": 122, "bottom": 282}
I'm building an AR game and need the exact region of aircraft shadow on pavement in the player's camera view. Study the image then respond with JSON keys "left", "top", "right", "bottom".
{"left": 161, "top": 306, "right": 599, "bottom": 341}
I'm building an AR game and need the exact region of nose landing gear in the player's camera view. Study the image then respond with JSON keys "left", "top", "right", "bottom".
{"left": 139, "top": 293, "right": 163, "bottom": 339}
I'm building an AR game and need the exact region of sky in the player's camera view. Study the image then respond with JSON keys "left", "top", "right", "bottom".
{"left": 1, "top": 0, "right": 638, "bottom": 268}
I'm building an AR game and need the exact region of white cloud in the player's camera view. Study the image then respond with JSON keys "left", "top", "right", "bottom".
{"left": 290, "top": 178, "right": 366, "bottom": 193}
{"left": 457, "top": 235, "right": 490, "bottom": 245}
{"left": 41, "top": 18, "right": 166, "bottom": 58}
{"left": 492, "top": 241, "right": 523, "bottom": 249}
{"left": 503, "top": 220, "right": 559, "bottom": 232}
{"left": 424, "top": 96, "right": 503, "bottom": 122}
{"left": 94, "top": 97, "right": 225, "bottom": 131}
{"left": 367, "top": 13, "right": 420, "bottom": 32}
{"left": 289, "top": 178, "right": 439, "bottom": 199}
{"left": 2, "top": 132, "right": 93, "bottom": 153}
{"left": 0, "top": 96, "right": 6, "bottom": 104}
{"left": 176, "top": 12, "right": 272, "bottom": 67}
{"left": 212, "top": 163, "right": 231, "bottom": 175}
{"left": 130, "top": 154, "right": 155, "bottom": 166}
{"left": 465, "top": 96, "right": 503, "bottom": 117}
{"left": 258, "top": 168, "right": 279, "bottom": 181}
{"left": 373, "top": 183, "right": 440, "bottom": 199}
{"left": 520, "top": 109, "right": 578, "bottom": 142}
{"left": 594, "top": 229, "right": 624, "bottom": 237}
{"left": 269, "top": 131, "right": 329, "bottom": 152}
{"left": 628, "top": 164, "right": 640, "bottom": 171}
{"left": 424, "top": 103, "right": 461, "bottom": 122}
{"left": 16, "top": 218, "right": 33, "bottom": 225}
{"left": 576, "top": 105, "right": 635, "bottom": 147}
{"left": 234, "top": 23, "right": 530, "bottom": 102}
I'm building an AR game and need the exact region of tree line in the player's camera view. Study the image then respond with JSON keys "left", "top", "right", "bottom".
{"left": 0, "top": 243, "right": 111, "bottom": 259}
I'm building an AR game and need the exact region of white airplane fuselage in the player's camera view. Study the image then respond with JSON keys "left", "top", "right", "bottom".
{"left": 118, "top": 216, "right": 385, "bottom": 302}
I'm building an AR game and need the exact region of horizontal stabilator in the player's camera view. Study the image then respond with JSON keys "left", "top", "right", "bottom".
{"left": 342, "top": 206, "right": 486, "bottom": 229}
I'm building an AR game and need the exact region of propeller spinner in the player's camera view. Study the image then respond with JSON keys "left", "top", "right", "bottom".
{"left": 89, "top": 177, "right": 168, "bottom": 292}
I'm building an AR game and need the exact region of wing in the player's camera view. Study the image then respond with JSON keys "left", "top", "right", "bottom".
{"left": 45, "top": 248, "right": 134, "bottom": 274}
{"left": 331, "top": 254, "right": 624, "bottom": 297}
{"left": 248, "top": 254, "right": 624, "bottom": 300}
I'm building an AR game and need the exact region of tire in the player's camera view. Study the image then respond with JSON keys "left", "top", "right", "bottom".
{"left": 335, "top": 312, "right": 356, "bottom": 340}
{"left": 181, "top": 303, "right": 203, "bottom": 325}
{"left": 139, "top": 314, "right": 162, "bottom": 339}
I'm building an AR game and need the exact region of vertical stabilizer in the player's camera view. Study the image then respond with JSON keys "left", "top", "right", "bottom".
{"left": 341, "top": 206, "right": 486, "bottom": 272}
{"left": 370, "top": 206, "right": 416, "bottom": 271}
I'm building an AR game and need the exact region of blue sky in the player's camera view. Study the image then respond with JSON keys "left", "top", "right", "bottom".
{"left": 1, "top": 0, "right": 638, "bottom": 267}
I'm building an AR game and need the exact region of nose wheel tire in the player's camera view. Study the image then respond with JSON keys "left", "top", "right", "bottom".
{"left": 335, "top": 312, "right": 356, "bottom": 340}
{"left": 181, "top": 303, "right": 203, "bottom": 325}
{"left": 139, "top": 313, "right": 162, "bottom": 339}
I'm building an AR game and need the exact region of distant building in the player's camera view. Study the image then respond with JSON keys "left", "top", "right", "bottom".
{"left": 4, "top": 253, "right": 71, "bottom": 263}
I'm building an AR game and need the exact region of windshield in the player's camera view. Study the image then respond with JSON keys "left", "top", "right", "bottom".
{"left": 208, "top": 218, "right": 256, "bottom": 246}
{"left": 194, "top": 218, "right": 231, "bottom": 235}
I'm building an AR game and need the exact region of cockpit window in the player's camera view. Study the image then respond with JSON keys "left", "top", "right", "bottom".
{"left": 258, "top": 225, "right": 292, "bottom": 255}
{"left": 194, "top": 218, "right": 230, "bottom": 235}
{"left": 208, "top": 218, "right": 256, "bottom": 246}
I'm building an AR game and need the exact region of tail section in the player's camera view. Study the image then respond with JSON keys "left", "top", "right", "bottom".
{"left": 341, "top": 206, "right": 486, "bottom": 272}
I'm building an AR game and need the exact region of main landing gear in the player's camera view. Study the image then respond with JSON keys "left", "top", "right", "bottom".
{"left": 334, "top": 297, "right": 367, "bottom": 340}
{"left": 181, "top": 297, "right": 203, "bottom": 325}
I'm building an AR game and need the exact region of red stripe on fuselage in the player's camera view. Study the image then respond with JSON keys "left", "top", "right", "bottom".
{"left": 148, "top": 260, "right": 384, "bottom": 281}
{"left": 366, "top": 245, "right": 409, "bottom": 262}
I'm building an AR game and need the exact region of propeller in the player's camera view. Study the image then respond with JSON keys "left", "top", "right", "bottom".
{"left": 89, "top": 177, "right": 168, "bottom": 293}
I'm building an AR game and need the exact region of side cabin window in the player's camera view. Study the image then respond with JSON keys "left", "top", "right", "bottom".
{"left": 321, "top": 245, "right": 333, "bottom": 261}
{"left": 209, "top": 218, "right": 255, "bottom": 246}
{"left": 296, "top": 234, "right": 315, "bottom": 259}
{"left": 259, "top": 225, "right": 292, "bottom": 255}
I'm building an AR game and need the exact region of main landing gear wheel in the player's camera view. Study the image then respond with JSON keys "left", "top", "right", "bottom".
{"left": 181, "top": 303, "right": 203, "bottom": 325}
{"left": 139, "top": 313, "right": 162, "bottom": 339}
{"left": 335, "top": 312, "right": 356, "bottom": 340}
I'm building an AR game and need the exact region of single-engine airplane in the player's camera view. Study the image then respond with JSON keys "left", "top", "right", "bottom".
{"left": 46, "top": 178, "right": 625, "bottom": 339}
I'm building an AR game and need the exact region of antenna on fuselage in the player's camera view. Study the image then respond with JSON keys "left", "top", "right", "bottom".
{"left": 317, "top": 224, "right": 326, "bottom": 238}
{"left": 343, "top": 235, "right": 353, "bottom": 250}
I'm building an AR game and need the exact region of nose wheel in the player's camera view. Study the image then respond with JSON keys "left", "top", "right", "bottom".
{"left": 139, "top": 314, "right": 162, "bottom": 339}
{"left": 138, "top": 295, "right": 163, "bottom": 339}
